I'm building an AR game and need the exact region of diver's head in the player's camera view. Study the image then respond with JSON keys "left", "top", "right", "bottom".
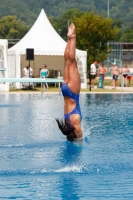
{"left": 55, "top": 118, "right": 77, "bottom": 142}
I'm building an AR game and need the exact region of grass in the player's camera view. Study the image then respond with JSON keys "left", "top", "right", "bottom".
{"left": 9, "top": 78, "right": 133, "bottom": 93}
{"left": 9, "top": 88, "right": 122, "bottom": 93}
{"left": 93, "top": 77, "right": 128, "bottom": 86}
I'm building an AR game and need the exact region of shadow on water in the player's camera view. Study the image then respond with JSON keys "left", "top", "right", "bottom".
{"left": 59, "top": 176, "right": 80, "bottom": 200}
{"left": 59, "top": 141, "right": 83, "bottom": 164}
{"left": 57, "top": 142, "right": 83, "bottom": 199}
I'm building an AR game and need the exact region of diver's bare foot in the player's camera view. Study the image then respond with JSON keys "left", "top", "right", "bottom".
{"left": 67, "top": 23, "right": 76, "bottom": 38}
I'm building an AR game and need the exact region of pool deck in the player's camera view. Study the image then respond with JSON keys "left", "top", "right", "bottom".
{"left": 1, "top": 86, "right": 133, "bottom": 94}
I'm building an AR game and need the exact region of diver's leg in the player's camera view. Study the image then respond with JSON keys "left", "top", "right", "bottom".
{"left": 63, "top": 39, "right": 70, "bottom": 83}
{"left": 67, "top": 24, "right": 81, "bottom": 94}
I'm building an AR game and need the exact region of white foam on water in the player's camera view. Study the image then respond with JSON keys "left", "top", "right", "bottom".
{"left": 3, "top": 143, "right": 24, "bottom": 147}
{"left": 54, "top": 165, "right": 83, "bottom": 173}
{"left": 40, "top": 169, "right": 48, "bottom": 173}
{"left": 83, "top": 124, "right": 103, "bottom": 138}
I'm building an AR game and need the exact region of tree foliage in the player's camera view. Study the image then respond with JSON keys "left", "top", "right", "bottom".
{"left": 0, "top": 9, "right": 119, "bottom": 70}
{"left": 119, "top": 26, "right": 133, "bottom": 42}
{"left": 0, "top": 0, "right": 133, "bottom": 30}
{"left": 0, "top": 16, "right": 29, "bottom": 39}
{"left": 0, "top": 0, "right": 133, "bottom": 43}
{"left": 50, "top": 9, "right": 84, "bottom": 41}
{"left": 73, "top": 12, "right": 119, "bottom": 69}
{"left": 0, "top": 0, "right": 38, "bottom": 26}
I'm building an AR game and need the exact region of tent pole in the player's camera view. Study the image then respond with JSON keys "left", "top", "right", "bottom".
{"left": 29, "top": 60, "right": 30, "bottom": 89}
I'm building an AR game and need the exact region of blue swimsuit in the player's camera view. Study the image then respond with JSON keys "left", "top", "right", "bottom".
{"left": 41, "top": 70, "right": 47, "bottom": 77}
{"left": 61, "top": 83, "right": 82, "bottom": 126}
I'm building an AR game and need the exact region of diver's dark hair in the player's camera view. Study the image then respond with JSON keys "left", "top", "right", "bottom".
{"left": 55, "top": 118, "right": 77, "bottom": 142}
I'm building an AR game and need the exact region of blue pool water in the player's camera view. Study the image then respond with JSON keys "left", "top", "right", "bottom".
{"left": 0, "top": 93, "right": 133, "bottom": 199}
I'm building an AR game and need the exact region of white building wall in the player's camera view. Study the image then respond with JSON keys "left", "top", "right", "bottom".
{"left": 0, "top": 39, "right": 9, "bottom": 92}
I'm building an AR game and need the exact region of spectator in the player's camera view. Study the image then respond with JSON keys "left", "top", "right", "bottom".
{"left": 121, "top": 65, "right": 130, "bottom": 87}
{"left": 22, "top": 65, "right": 34, "bottom": 77}
{"left": 97, "top": 63, "right": 107, "bottom": 86}
{"left": 90, "top": 61, "right": 98, "bottom": 88}
{"left": 40, "top": 64, "right": 50, "bottom": 89}
{"left": 127, "top": 75, "right": 132, "bottom": 87}
{"left": 22, "top": 65, "right": 34, "bottom": 89}
{"left": 108, "top": 62, "right": 120, "bottom": 89}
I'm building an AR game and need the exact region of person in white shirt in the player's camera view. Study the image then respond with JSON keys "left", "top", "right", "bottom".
{"left": 22, "top": 65, "right": 34, "bottom": 89}
{"left": 22, "top": 65, "right": 34, "bottom": 77}
{"left": 90, "top": 61, "right": 98, "bottom": 88}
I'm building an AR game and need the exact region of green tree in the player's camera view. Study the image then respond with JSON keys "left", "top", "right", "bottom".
{"left": 50, "top": 9, "right": 84, "bottom": 41}
{"left": 0, "top": 0, "right": 133, "bottom": 30}
{"left": 119, "top": 25, "right": 133, "bottom": 42}
{"left": 73, "top": 12, "right": 119, "bottom": 71}
{"left": 0, "top": 15, "right": 29, "bottom": 40}
{"left": 112, "top": 19, "right": 123, "bottom": 29}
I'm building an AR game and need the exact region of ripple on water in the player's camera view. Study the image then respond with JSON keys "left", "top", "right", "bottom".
{"left": 0, "top": 93, "right": 133, "bottom": 199}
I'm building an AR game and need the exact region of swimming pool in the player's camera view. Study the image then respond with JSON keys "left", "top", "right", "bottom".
{"left": 0, "top": 93, "right": 133, "bottom": 199}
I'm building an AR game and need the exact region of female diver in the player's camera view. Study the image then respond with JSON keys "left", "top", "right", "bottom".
{"left": 56, "top": 23, "right": 82, "bottom": 142}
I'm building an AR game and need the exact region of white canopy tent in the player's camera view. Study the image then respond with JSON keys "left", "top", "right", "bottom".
{"left": 0, "top": 39, "right": 9, "bottom": 91}
{"left": 8, "top": 9, "right": 87, "bottom": 88}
